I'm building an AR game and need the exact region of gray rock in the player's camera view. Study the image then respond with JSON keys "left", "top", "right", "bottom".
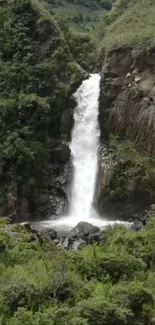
{"left": 71, "top": 222, "right": 100, "bottom": 237}
{"left": 20, "top": 222, "right": 32, "bottom": 231}
{"left": 63, "top": 237, "right": 70, "bottom": 249}
{"left": 48, "top": 187, "right": 68, "bottom": 216}
{"left": 124, "top": 73, "right": 134, "bottom": 84}
{"left": 40, "top": 227, "right": 57, "bottom": 240}
{"left": 57, "top": 243, "right": 65, "bottom": 249}
{"left": 72, "top": 238, "right": 86, "bottom": 251}
{"left": 88, "top": 232, "right": 101, "bottom": 243}
{"left": 131, "top": 221, "right": 143, "bottom": 232}
{"left": 113, "top": 76, "right": 124, "bottom": 86}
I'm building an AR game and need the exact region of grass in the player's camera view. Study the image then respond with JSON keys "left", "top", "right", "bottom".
{"left": 100, "top": 0, "right": 155, "bottom": 53}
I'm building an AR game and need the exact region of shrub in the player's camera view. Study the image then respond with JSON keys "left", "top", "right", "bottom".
{"left": 74, "top": 297, "right": 131, "bottom": 325}
{"left": 74, "top": 245, "right": 146, "bottom": 282}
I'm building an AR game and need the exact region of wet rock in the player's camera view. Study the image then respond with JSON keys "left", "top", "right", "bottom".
{"left": 40, "top": 227, "right": 57, "bottom": 240}
{"left": 88, "top": 232, "right": 101, "bottom": 244}
{"left": 71, "top": 222, "right": 100, "bottom": 237}
{"left": 20, "top": 222, "right": 32, "bottom": 231}
{"left": 131, "top": 220, "right": 143, "bottom": 232}
{"left": 63, "top": 237, "right": 70, "bottom": 249}
{"left": 125, "top": 73, "right": 134, "bottom": 84}
{"left": 48, "top": 188, "right": 67, "bottom": 216}
{"left": 72, "top": 238, "right": 86, "bottom": 251}
{"left": 57, "top": 243, "right": 65, "bottom": 249}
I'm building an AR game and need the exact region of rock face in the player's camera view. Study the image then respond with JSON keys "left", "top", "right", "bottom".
{"left": 98, "top": 147, "right": 150, "bottom": 220}
{"left": 100, "top": 47, "right": 155, "bottom": 156}
{"left": 99, "top": 47, "right": 155, "bottom": 219}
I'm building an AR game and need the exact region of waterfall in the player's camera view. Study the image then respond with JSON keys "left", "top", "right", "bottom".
{"left": 33, "top": 73, "right": 132, "bottom": 232}
{"left": 69, "top": 74, "right": 101, "bottom": 221}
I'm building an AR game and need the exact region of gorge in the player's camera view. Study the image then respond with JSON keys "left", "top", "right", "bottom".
{"left": 1, "top": 0, "right": 154, "bottom": 226}
{"left": 1, "top": 1, "right": 155, "bottom": 324}
{"left": 38, "top": 73, "right": 130, "bottom": 232}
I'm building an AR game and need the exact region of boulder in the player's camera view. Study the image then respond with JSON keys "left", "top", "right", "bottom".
{"left": 20, "top": 222, "right": 32, "bottom": 231}
{"left": 62, "top": 237, "right": 71, "bottom": 249}
{"left": 72, "top": 238, "right": 86, "bottom": 251}
{"left": 131, "top": 220, "right": 143, "bottom": 232}
{"left": 71, "top": 222, "right": 100, "bottom": 237}
{"left": 40, "top": 227, "right": 57, "bottom": 240}
{"left": 88, "top": 232, "right": 101, "bottom": 244}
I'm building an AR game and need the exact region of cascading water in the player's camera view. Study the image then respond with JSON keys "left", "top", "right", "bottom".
{"left": 69, "top": 73, "right": 101, "bottom": 221}
{"left": 34, "top": 73, "right": 131, "bottom": 232}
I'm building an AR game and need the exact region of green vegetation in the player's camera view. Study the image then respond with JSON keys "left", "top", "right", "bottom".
{"left": 1, "top": 1, "right": 155, "bottom": 323}
{"left": 99, "top": 0, "right": 155, "bottom": 53}
{"left": 46, "top": 0, "right": 115, "bottom": 33}
{"left": 108, "top": 136, "right": 155, "bottom": 202}
{"left": 56, "top": 16, "right": 96, "bottom": 70}
{"left": 0, "top": 218, "right": 155, "bottom": 324}
{"left": 0, "top": 0, "right": 83, "bottom": 215}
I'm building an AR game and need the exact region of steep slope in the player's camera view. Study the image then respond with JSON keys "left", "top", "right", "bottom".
{"left": 99, "top": 0, "right": 155, "bottom": 219}
{"left": 46, "top": 0, "right": 115, "bottom": 33}
{"left": 100, "top": 0, "right": 155, "bottom": 53}
{"left": 0, "top": 0, "right": 84, "bottom": 220}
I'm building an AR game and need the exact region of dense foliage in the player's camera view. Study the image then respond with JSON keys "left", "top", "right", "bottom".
{"left": 0, "top": 218, "right": 155, "bottom": 324}
{"left": 0, "top": 0, "right": 83, "bottom": 215}
{"left": 56, "top": 16, "right": 96, "bottom": 70}
{"left": 46, "top": 0, "right": 115, "bottom": 33}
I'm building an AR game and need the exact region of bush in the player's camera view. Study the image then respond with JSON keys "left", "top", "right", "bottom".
{"left": 6, "top": 306, "right": 69, "bottom": 325}
{"left": 1, "top": 217, "right": 155, "bottom": 323}
{"left": 74, "top": 244, "right": 146, "bottom": 282}
{"left": 74, "top": 297, "right": 131, "bottom": 325}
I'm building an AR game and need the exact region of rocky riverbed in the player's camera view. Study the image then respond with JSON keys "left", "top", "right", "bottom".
{"left": 14, "top": 218, "right": 148, "bottom": 251}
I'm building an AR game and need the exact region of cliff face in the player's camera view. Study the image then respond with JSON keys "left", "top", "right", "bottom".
{"left": 97, "top": 0, "right": 155, "bottom": 220}
{"left": 100, "top": 48, "right": 155, "bottom": 156}
{"left": 0, "top": 0, "right": 84, "bottom": 221}
{"left": 99, "top": 47, "right": 155, "bottom": 219}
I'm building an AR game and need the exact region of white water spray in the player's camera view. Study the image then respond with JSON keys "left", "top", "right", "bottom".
{"left": 69, "top": 73, "right": 101, "bottom": 221}
{"left": 34, "top": 74, "right": 131, "bottom": 231}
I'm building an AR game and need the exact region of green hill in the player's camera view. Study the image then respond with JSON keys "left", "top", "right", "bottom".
{"left": 100, "top": 0, "right": 155, "bottom": 53}
{"left": 46, "top": 0, "right": 115, "bottom": 33}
